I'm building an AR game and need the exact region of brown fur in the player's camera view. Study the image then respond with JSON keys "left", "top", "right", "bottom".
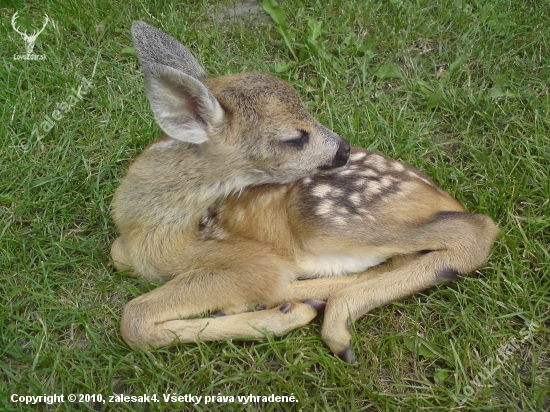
{"left": 111, "top": 21, "right": 499, "bottom": 362}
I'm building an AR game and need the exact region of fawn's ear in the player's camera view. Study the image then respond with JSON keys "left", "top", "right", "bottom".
{"left": 131, "top": 20, "right": 207, "bottom": 79}
{"left": 131, "top": 21, "right": 223, "bottom": 144}
{"left": 140, "top": 63, "right": 223, "bottom": 144}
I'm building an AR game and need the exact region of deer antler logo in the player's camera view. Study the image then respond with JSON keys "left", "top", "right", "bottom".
{"left": 12, "top": 12, "right": 49, "bottom": 56}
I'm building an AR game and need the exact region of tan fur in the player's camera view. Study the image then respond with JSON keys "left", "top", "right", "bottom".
{"left": 111, "top": 21, "right": 499, "bottom": 362}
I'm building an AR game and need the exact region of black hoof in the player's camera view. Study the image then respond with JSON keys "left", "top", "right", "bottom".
{"left": 304, "top": 299, "right": 326, "bottom": 310}
{"left": 212, "top": 310, "right": 226, "bottom": 317}
{"left": 337, "top": 345, "right": 357, "bottom": 364}
{"left": 279, "top": 303, "right": 292, "bottom": 314}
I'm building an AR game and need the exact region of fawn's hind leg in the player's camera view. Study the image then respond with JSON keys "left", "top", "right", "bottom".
{"left": 119, "top": 239, "right": 319, "bottom": 349}
{"left": 319, "top": 211, "right": 498, "bottom": 361}
{"left": 286, "top": 212, "right": 498, "bottom": 362}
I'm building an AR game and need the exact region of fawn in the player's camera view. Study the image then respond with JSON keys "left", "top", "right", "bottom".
{"left": 111, "top": 21, "right": 499, "bottom": 362}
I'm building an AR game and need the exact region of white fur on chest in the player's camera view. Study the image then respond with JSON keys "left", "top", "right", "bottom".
{"left": 297, "top": 253, "right": 388, "bottom": 278}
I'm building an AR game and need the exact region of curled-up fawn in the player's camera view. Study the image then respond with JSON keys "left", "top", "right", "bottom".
{"left": 111, "top": 21, "right": 498, "bottom": 362}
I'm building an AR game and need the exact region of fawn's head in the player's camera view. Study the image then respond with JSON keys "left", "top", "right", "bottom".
{"left": 131, "top": 21, "right": 350, "bottom": 185}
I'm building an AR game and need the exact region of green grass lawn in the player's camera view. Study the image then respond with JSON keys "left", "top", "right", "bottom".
{"left": 1, "top": 0, "right": 549, "bottom": 410}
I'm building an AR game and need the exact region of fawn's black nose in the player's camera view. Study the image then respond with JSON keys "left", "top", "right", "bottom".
{"left": 332, "top": 138, "right": 350, "bottom": 168}
{"left": 319, "top": 131, "right": 351, "bottom": 170}
{"left": 318, "top": 136, "right": 350, "bottom": 171}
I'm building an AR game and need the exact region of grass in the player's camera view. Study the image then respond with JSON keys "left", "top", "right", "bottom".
{"left": 1, "top": 0, "right": 549, "bottom": 410}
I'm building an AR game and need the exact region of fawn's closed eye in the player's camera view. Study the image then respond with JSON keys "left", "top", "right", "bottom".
{"left": 282, "top": 130, "right": 309, "bottom": 149}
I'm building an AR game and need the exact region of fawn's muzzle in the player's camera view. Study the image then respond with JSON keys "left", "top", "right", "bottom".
{"left": 320, "top": 138, "right": 350, "bottom": 170}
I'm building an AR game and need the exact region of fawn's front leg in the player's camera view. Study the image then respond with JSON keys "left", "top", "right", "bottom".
{"left": 119, "top": 238, "right": 320, "bottom": 350}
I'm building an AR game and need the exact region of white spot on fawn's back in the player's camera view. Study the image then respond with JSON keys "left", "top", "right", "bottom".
{"left": 367, "top": 154, "right": 388, "bottom": 171}
{"left": 366, "top": 181, "right": 382, "bottom": 194}
{"left": 380, "top": 177, "right": 393, "bottom": 188}
{"left": 316, "top": 199, "right": 334, "bottom": 216}
{"left": 333, "top": 216, "right": 347, "bottom": 225}
{"left": 350, "top": 193, "right": 362, "bottom": 206}
{"left": 360, "top": 169, "right": 378, "bottom": 178}
{"left": 313, "top": 184, "right": 332, "bottom": 198}
{"left": 392, "top": 161, "right": 405, "bottom": 172}
{"left": 350, "top": 151, "right": 367, "bottom": 161}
